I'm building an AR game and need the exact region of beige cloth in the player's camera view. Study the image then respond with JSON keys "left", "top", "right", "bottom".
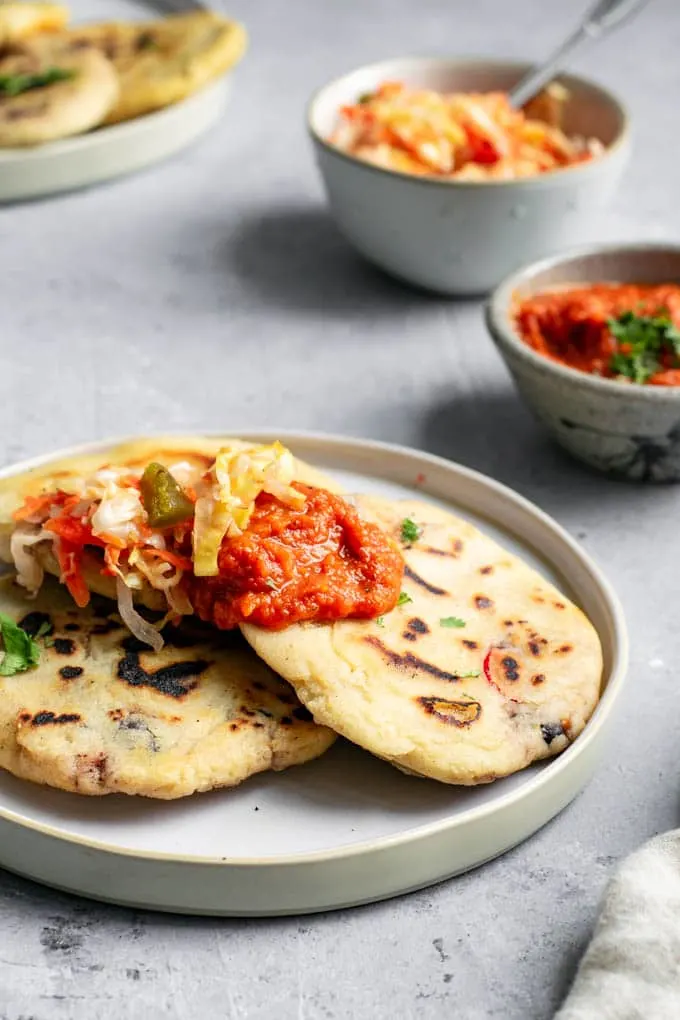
{"left": 555, "top": 831, "right": 680, "bottom": 1019}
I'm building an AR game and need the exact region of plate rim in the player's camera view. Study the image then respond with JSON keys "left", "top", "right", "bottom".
{"left": 0, "top": 429, "right": 629, "bottom": 868}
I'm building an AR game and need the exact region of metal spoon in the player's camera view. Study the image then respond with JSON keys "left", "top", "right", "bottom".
{"left": 508, "top": 0, "right": 653, "bottom": 109}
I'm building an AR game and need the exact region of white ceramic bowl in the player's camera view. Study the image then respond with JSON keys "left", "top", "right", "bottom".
{"left": 307, "top": 57, "right": 630, "bottom": 296}
{"left": 485, "top": 243, "right": 680, "bottom": 483}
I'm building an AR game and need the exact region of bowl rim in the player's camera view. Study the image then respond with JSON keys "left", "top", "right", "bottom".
{"left": 306, "top": 54, "right": 631, "bottom": 191}
{"left": 485, "top": 241, "right": 680, "bottom": 401}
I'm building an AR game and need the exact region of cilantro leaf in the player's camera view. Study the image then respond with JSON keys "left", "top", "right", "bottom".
{"left": 376, "top": 616, "right": 385, "bottom": 627}
{"left": 358, "top": 91, "right": 375, "bottom": 104}
{"left": 440, "top": 616, "right": 465, "bottom": 628}
{"left": 0, "top": 67, "right": 75, "bottom": 97}
{"left": 456, "top": 670, "right": 481, "bottom": 679}
{"left": 400, "top": 518, "right": 421, "bottom": 544}
{"left": 607, "top": 310, "right": 680, "bottom": 384}
{"left": 397, "top": 592, "right": 413, "bottom": 607}
{"left": 0, "top": 614, "right": 41, "bottom": 676}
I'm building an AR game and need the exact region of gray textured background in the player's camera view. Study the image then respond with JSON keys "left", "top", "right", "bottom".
{"left": 1, "top": 0, "right": 679, "bottom": 1017}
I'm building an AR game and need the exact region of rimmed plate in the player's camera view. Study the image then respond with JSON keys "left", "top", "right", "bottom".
{"left": 0, "top": 0, "right": 231, "bottom": 203}
{"left": 0, "top": 432, "right": 628, "bottom": 915}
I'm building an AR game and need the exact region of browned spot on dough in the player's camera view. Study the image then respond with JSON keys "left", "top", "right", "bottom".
{"left": 229, "top": 722, "right": 239, "bottom": 732}
{"left": 54, "top": 638, "right": 75, "bottom": 656}
{"left": 240, "top": 706, "right": 256, "bottom": 717}
{"left": 500, "top": 656, "right": 520, "bottom": 682}
{"left": 280, "top": 716, "right": 293, "bottom": 726}
{"left": 253, "top": 722, "right": 264, "bottom": 729}
{"left": 480, "top": 566, "right": 493, "bottom": 575}
{"left": 59, "top": 666, "right": 83, "bottom": 680}
{"left": 533, "top": 595, "right": 545, "bottom": 604}
{"left": 31, "top": 711, "right": 80, "bottom": 726}
{"left": 453, "top": 539, "right": 464, "bottom": 555}
{"left": 474, "top": 595, "right": 493, "bottom": 610}
{"left": 418, "top": 696, "right": 481, "bottom": 727}
{"left": 531, "top": 673, "right": 546, "bottom": 686}
{"left": 365, "top": 636, "right": 467, "bottom": 682}
{"left": 558, "top": 644, "right": 573, "bottom": 654}
{"left": 529, "top": 641, "right": 541, "bottom": 657}
{"left": 462, "top": 639, "right": 478, "bottom": 650}
{"left": 403, "top": 564, "right": 448, "bottom": 597}
{"left": 18, "top": 712, "right": 31, "bottom": 723}
{"left": 503, "top": 619, "right": 513, "bottom": 627}
{"left": 108, "top": 709, "right": 124, "bottom": 721}
{"left": 554, "top": 602, "right": 566, "bottom": 609}
{"left": 422, "top": 545, "right": 454, "bottom": 558}
{"left": 403, "top": 617, "right": 429, "bottom": 641}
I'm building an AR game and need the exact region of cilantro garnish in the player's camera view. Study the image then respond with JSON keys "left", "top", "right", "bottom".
{"left": 0, "top": 67, "right": 75, "bottom": 98}
{"left": 456, "top": 670, "right": 481, "bottom": 679}
{"left": 607, "top": 310, "right": 680, "bottom": 384}
{"left": 358, "top": 91, "right": 374, "bottom": 104}
{"left": 397, "top": 592, "right": 412, "bottom": 607}
{"left": 400, "top": 518, "right": 421, "bottom": 544}
{"left": 0, "top": 614, "right": 41, "bottom": 676}
{"left": 376, "top": 616, "right": 385, "bottom": 627}
{"left": 440, "top": 617, "right": 466, "bottom": 628}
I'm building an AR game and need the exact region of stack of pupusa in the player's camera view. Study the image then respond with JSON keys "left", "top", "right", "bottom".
{"left": 0, "top": 436, "right": 603, "bottom": 799}
{"left": 0, "top": 2, "right": 246, "bottom": 146}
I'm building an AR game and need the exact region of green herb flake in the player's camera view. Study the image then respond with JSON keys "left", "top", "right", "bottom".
{"left": 400, "top": 517, "right": 421, "bottom": 544}
{"left": 607, "top": 309, "right": 680, "bottom": 385}
{"left": 358, "top": 91, "right": 375, "bottom": 104}
{"left": 397, "top": 591, "right": 413, "bottom": 607}
{"left": 440, "top": 616, "right": 466, "bottom": 629}
{"left": 456, "top": 669, "right": 481, "bottom": 679}
{"left": 0, "top": 614, "right": 41, "bottom": 676}
{"left": 35, "top": 620, "right": 53, "bottom": 641}
{"left": 375, "top": 616, "right": 385, "bottom": 627}
{"left": 0, "top": 67, "right": 75, "bottom": 98}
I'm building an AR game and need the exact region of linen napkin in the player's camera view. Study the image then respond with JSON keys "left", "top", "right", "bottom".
{"left": 555, "top": 830, "right": 680, "bottom": 1019}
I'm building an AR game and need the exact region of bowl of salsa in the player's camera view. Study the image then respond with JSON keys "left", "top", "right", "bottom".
{"left": 485, "top": 244, "right": 680, "bottom": 482}
{"left": 307, "top": 57, "right": 629, "bottom": 295}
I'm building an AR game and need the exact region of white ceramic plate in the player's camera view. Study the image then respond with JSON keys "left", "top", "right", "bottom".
{"left": 0, "top": 77, "right": 229, "bottom": 203}
{"left": 0, "top": 432, "right": 628, "bottom": 915}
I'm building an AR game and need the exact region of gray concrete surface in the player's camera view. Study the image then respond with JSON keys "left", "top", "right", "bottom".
{"left": 1, "top": 0, "right": 678, "bottom": 1016}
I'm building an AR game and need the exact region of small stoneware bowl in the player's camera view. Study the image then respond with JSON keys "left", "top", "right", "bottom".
{"left": 307, "top": 57, "right": 630, "bottom": 296}
{"left": 485, "top": 243, "right": 680, "bottom": 483}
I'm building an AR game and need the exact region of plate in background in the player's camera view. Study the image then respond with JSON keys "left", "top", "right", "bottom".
{"left": 0, "top": 1, "right": 230, "bottom": 202}
{"left": 0, "top": 431, "right": 628, "bottom": 915}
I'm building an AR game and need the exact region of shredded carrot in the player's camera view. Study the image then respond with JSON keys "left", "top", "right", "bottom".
{"left": 54, "top": 539, "right": 90, "bottom": 608}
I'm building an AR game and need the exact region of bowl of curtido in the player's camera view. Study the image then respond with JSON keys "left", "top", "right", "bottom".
{"left": 485, "top": 243, "right": 680, "bottom": 483}
{"left": 307, "top": 57, "right": 630, "bottom": 295}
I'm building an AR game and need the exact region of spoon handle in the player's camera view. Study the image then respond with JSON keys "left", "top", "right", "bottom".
{"left": 508, "top": 0, "right": 652, "bottom": 108}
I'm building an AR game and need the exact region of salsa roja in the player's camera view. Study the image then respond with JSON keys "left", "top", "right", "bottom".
{"left": 514, "top": 284, "right": 680, "bottom": 385}
{"left": 187, "top": 483, "right": 404, "bottom": 630}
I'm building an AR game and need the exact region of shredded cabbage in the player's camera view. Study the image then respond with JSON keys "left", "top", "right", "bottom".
{"left": 193, "top": 442, "right": 304, "bottom": 577}
{"left": 115, "top": 576, "right": 164, "bottom": 652}
{"left": 10, "top": 525, "right": 51, "bottom": 594}
{"left": 90, "top": 489, "right": 145, "bottom": 544}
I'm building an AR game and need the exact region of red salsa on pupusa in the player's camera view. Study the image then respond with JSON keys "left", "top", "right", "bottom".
{"left": 514, "top": 284, "right": 680, "bottom": 385}
{"left": 4, "top": 442, "right": 404, "bottom": 649}
{"left": 188, "top": 483, "right": 404, "bottom": 630}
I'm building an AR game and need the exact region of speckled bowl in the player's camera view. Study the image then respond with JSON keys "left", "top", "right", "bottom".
{"left": 307, "top": 57, "right": 630, "bottom": 295}
{"left": 485, "top": 243, "right": 680, "bottom": 483}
